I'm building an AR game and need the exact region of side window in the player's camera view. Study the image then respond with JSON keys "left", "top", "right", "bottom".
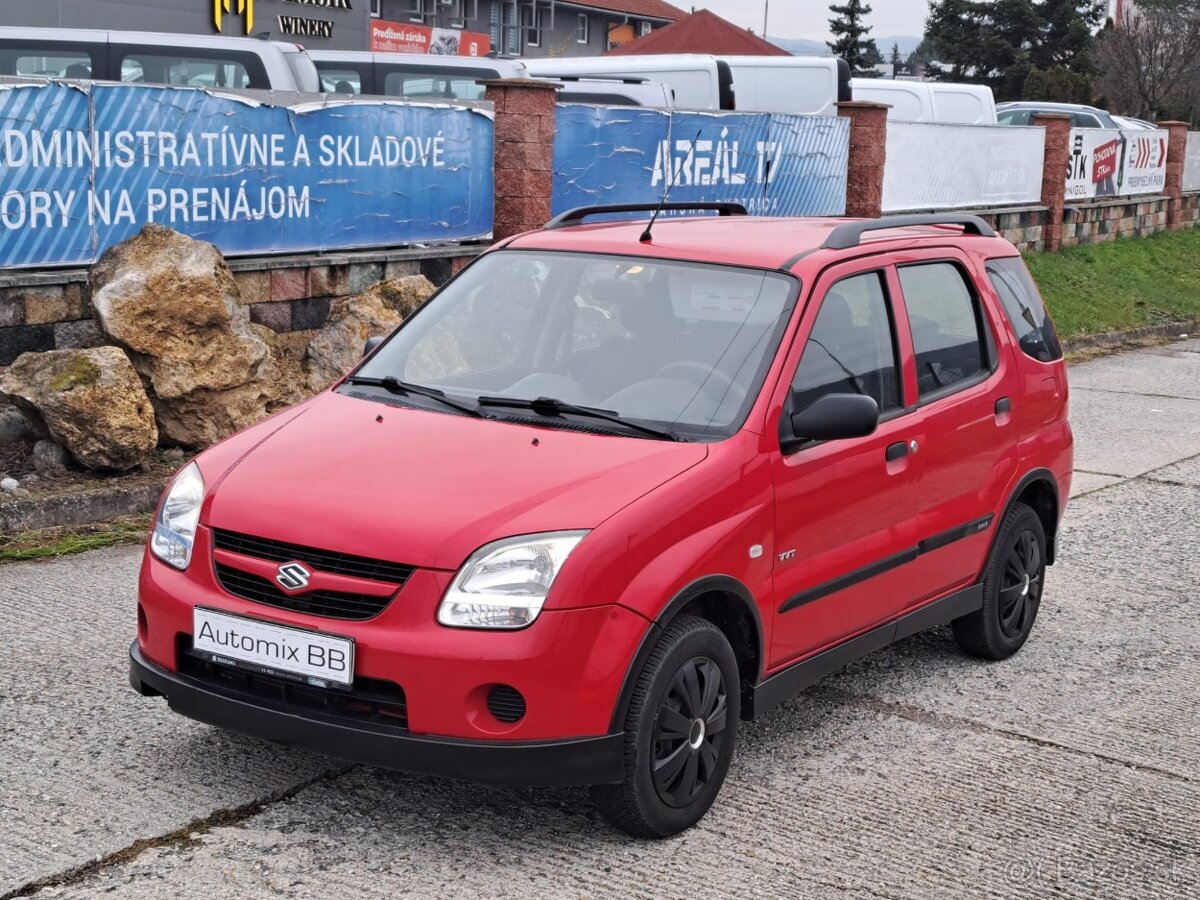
{"left": 319, "top": 68, "right": 363, "bottom": 94}
{"left": 791, "top": 271, "right": 901, "bottom": 416}
{"left": 986, "top": 258, "right": 1063, "bottom": 362}
{"left": 898, "top": 262, "right": 987, "bottom": 398}
{"left": 383, "top": 72, "right": 487, "bottom": 101}
{"left": 1073, "top": 113, "right": 1102, "bottom": 128}
{"left": 116, "top": 51, "right": 259, "bottom": 89}
{"left": 0, "top": 46, "right": 97, "bottom": 78}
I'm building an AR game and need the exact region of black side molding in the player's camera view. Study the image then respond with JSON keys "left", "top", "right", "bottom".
{"left": 779, "top": 515, "right": 995, "bottom": 614}
{"left": 747, "top": 583, "right": 984, "bottom": 719}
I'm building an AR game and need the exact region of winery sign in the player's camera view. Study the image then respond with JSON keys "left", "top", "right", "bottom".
{"left": 214, "top": 0, "right": 355, "bottom": 41}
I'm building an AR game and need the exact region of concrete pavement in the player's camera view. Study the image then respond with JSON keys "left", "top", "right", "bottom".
{"left": 2, "top": 339, "right": 1198, "bottom": 899}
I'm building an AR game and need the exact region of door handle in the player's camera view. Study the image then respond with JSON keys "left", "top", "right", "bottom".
{"left": 885, "top": 441, "right": 908, "bottom": 462}
{"left": 995, "top": 397, "right": 1012, "bottom": 415}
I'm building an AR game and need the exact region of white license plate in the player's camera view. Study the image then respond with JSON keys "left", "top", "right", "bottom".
{"left": 192, "top": 607, "right": 354, "bottom": 687}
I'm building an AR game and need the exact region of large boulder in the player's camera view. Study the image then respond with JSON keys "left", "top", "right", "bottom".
{"left": 89, "top": 225, "right": 284, "bottom": 447}
{"left": 0, "top": 347, "right": 158, "bottom": 470}
{"left": 373, "top": 274, "right": 437, "bottom": 317}
{"left": 304, "top": 288, "right": 404, "bottom": 394}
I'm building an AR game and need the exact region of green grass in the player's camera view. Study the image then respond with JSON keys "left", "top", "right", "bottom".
{"left": 0, "top": 516, "right": 150, "bottom": 563}
{"left": 1025, "top": 229, "right": 1200, "bottom": 339}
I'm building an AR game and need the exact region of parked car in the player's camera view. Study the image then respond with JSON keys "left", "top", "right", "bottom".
{"left": 310, "top": 50, "right": 673, "bottom": 107}
{"left": 131, "top": 206, "right": 1072, "bottom": 838}
{"left": 851, "top": 78, "right": 997, "bottom": 125}
{"left": 997, "top": 101, "right": 1120, "bottom": 129}
{"left": 523, "top": 53, "right": 734, "bottom": 110}
{"left": 1111, "top": 114, "right": 1158, "bottom": 131}
{"left": 0, "top": 26, "right": 320, "bottom": 92}
{"left": 716, "top": 55, "right": 850, "bottom": 116}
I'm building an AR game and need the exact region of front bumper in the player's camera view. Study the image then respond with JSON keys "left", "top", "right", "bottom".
{"left": 130, "top": 641, "right": 625, "bottom": 786}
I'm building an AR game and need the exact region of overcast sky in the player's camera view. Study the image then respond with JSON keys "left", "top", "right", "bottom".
{"left": 691, "top": 1, "right": 932, "bottom": 40}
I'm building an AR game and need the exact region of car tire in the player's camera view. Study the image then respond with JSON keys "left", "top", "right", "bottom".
{"left": 590, "top": 615, "right": 740, "bottom": 838}
{"left": 953, "top": 502, "right": 1046, "bottom": 660}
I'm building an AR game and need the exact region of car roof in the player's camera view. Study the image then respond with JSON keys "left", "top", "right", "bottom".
{"left": 504, "top": 215, "right": 1012, "bottom": 270}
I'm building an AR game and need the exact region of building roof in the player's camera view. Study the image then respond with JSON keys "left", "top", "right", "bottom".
{"left": 564, "top": 0, "right": 687, "bottom": 24}
{"left": 605, "top": 9, "right": 791, "bottom": 56}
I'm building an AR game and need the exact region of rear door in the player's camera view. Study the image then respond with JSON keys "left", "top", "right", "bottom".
{"left": 888, "top": 250, "right": 1023, "bottom": 604}
{"left": 768, "top": 262, "right": 927, "bottom": 669}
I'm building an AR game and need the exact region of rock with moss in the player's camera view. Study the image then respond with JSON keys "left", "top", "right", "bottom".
{"left": 89, "top": 224, "right": 287, "bottom": 447}
{"left": 0, "top": 347, "right": 158, "bottom": 470}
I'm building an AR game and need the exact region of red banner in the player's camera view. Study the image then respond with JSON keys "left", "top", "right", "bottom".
{"left": 1092, "top": 139, "right": 1119, "bottom": 184}
{"left": 370, "top": 19, "right": 490, "bottom": 57}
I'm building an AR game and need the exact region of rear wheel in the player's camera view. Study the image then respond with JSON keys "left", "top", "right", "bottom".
{"left": 591, "top": 615, "right": 739, "bottom": 838}
{"left": 953, "top": 502, "right": 1046, "bottom": 660}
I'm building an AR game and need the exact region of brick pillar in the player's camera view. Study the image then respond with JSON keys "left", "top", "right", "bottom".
{"left": 1158, "top": 120, "right": 1190, "bottom": 229}
{"left": 481, "top": 78, "right": 560, "bottom": 240}
{"left": 836, "top": 101, "right": 889, "bottom": 218}
{"left": 1032, "top": 113, "right": 1072, "bottom": 252}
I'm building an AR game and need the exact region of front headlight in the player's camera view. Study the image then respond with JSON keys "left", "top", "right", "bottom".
{"left": 149, "top": 462, "right": 205, "bottom": 571}
{"left": 437, "top": 531, "right": 589, "bottom": 629}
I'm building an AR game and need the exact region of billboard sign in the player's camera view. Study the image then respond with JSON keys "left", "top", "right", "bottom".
{"left": 552, "top": 105, "right": 849, "bottom": 218}
{"left": 1065, "top": 128, "right": 1168, "bottom": 200}
{"left": 370, "top": 19, "right": 491, "bottom": 56}
{"left": 0, "top": 82, "right": 493, "bottom": 269}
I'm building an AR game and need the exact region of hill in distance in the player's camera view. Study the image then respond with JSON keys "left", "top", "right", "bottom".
{"left": 769, "top": 35, "right": 921, "bottom": 57}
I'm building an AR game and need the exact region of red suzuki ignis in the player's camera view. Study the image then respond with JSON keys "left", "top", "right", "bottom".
{"left": 131, "top": 207, "right": 1072, "bottom": 837}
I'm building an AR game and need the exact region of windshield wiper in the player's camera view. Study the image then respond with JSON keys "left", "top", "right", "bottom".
{"left": 476, "top": 395, "right": 684, "bottom": 442}
{"left": 345, "top": 375, "right": 487, "bottom": 419}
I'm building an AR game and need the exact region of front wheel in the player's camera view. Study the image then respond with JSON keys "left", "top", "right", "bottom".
{"left": 953, "top": 502, "right": 1046, "bottom": 660}
{"left": 590, "top": 615, "right": 740, "bottom": 838}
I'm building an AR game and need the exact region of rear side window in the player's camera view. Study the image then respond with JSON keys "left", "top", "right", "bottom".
{"left": 319, "top": 68, "right": 363, "bottom": 94}
{"left": 996, "top": 109, "right": 1030, "bottom": 126}
{"left": 114, "top": 49, "right": 265, "bottom": 89}
{"left": 898, "top": 262, "right": 987, "bottom": 398}
{"left": 986, "top": 258, "right": 1063, "bottom": 362}
{"left": 791, "top": 271, "right": 901, "bottom": 415}
{"left": 382, "top": 71, "right": 490, "bottom": 101}
{"left": 0, "top": 44, "right": 98, "bottom": 78}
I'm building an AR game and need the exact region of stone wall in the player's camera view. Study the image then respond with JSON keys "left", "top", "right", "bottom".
{"left": 0, "top": 246, "right": 481, "bottom": 368}
{"left": 1062, "top": 196, "right": 1171, "bottom": 247}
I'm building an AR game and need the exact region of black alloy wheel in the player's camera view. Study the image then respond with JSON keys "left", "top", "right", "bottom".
{"left": 953, "top": 501, "right": 1047, "bottom": 660}
{"left": 590, "top": 615, "right": 740, "bottom": 838}
{"left": 651, "top": 656, "right": 729, "bottom": 808}
{"left": 998, "top": 527, "right": 1042, "bottom": 639}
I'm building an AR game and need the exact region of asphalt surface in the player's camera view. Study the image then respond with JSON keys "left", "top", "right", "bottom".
{"left": 2, "top": 339, "right": 1199, "bottom": 899}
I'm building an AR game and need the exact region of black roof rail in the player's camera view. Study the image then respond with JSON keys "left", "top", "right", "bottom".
{"left": 823, "top": 214, "right": 996, "bottom": 250}
{"left": 544, "top": 202, "right": 749, "bottom": 230}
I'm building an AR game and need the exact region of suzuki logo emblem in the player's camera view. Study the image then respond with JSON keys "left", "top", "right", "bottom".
{"left": 276, "top": 562, "right": 311, "bottom": 591}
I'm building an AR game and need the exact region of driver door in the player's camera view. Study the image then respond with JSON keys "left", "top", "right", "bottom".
{"left": 767, "top": 264, "right": 927, "bottom": 670}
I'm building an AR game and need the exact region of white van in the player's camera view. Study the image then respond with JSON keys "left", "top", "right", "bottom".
{"left": 0, "top": 26, "right": 320, "bottom": 92}
{"left": 849, "top": 78, "right": 997, "bottom": 125}
{"left": 717, "top": 55, "right": 850, "bottom": 116}
{"left": 523, "top": 54, "right": 733, "bottom": 110}
{"left": 311, "top": 50, "right": 673, "bottom": 108}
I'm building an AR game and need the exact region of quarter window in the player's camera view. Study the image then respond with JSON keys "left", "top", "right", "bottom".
{"left": 898, "top": 262, "right": 987, "bottom": 397}
{"left": 791, "top": 272, "right": 901, "bottom": 416}
{"left": 986, "top": 258, "right": 1063, "bottom": 362}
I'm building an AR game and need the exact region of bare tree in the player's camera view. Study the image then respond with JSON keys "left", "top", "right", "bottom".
{"left": 1097, "top": 0, "right": 1200, "bottom": 121}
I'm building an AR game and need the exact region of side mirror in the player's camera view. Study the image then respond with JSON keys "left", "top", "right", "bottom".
{"left": 363, "top": 335, "right": 385, "bottom": 356}
{"left": 785, "top": 393, "right": 879, "bottom": 448}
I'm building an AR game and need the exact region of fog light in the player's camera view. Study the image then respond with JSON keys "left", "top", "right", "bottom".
{"left": 486, "top": 684, "right": 526, "bottom": 723}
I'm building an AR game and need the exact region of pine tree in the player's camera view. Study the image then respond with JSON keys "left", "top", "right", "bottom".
{"left": 828, "top": 1, "right": 878, "bottom": 74}
{"left": 890, "top": 42, "right": 903, "bottom": 67}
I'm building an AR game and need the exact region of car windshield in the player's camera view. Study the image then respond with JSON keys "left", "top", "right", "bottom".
{"left": 350, "top": 250, "right": 796, "bottom": 440}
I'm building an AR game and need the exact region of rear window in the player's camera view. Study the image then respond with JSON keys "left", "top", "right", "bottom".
{"left": 986, "top": 258, "right": 1063, "bottom": 362}
{"left": 319, "top": 67, "right": 363, "bottom": 94}
{"left": 382, "top": 71, "right": 487, "bottom": 101}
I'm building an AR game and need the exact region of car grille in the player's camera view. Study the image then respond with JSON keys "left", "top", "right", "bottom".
{"left": 214, "top": 563, "right": 395, "bottom": 621}
{"left": 177, "top": 636, "right": 408, "bottom": 731}
{"left": 211, "top": 528, "right": 414, "bottom": 586}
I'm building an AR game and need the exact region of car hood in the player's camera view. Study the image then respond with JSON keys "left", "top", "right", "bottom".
{"left": 204, "top": 391, "right": 708, "bottom": 570}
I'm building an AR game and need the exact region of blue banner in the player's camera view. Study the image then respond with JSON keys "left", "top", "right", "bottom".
{"left": 552, "top": 104, "right": 849, "bottom": 218}
{"left": 0, "top": 82, "right": 493, "bottom": 269}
